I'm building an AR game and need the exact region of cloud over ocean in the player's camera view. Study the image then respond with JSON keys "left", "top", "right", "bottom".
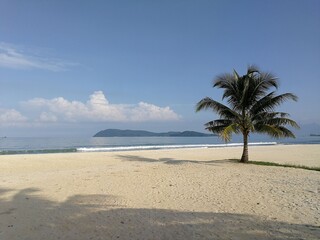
{"left": 19, "top": 91, "right": 181, "bottom": 124}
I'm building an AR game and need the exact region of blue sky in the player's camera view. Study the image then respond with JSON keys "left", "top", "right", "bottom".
{"left": 0, "top": 0, "right": 319, "bottom": 137}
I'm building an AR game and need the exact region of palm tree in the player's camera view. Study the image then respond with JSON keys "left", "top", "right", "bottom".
{"left": 196, "top": 66, "right": 299, "bottom": 162}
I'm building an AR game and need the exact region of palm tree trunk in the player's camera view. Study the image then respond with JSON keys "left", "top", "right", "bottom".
{"left": 240, "top": 132, "right": 249, "bottom": 162}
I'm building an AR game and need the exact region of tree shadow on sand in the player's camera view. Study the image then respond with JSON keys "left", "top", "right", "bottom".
{"left": 116, "top": 154, "right": 234, "bottom": 166}
{"left": 0, "top": 188, "right": 319, "bottom": 240}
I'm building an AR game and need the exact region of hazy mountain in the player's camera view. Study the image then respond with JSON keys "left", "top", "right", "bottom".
{"left": 93, "top": 129, "right": 216, "bottom": 137}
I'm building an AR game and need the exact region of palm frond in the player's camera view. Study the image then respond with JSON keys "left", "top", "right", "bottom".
{"left": 251, "top": 92, "right": 298, "bottom": 115}
{"left": 197, "top": 65, "right": 299, "bottom": 149}
{"left": 252, "top": 111, "right": 291, "bottom": 122}
{"left": 214, "top": 74, "right": 241, "bottom": 104}
{"left": 213, "top": 73, "right": 242, "bottom": 98}
{"left": 220, "top": 123, "right": 241, "bottom": 142}
{"left": 196, "top": 97, "right": 241, "bottom": 120}
{"left": 233, "top": 69, "right": 240, "bottom": 80}
{"left": 205, "top": 121, "right": 231, "bottom": 135}
{"left": 204, "top": 119, "right": 233, "bottom": 127}
{"left": 264, "top": 118, "right": 300, "bottom": 129}
{"left": 276, "top": 126, "right": 296, "bottom": 138}
{"left": 247, "top": 65, "right": 260, "bottom": 75}
{"left": 249, "top": 74, "right": 278, "bottom": 103}
{"left": 205, "top": 125, "right": 228, "bottom": 134}
{"left": 205, "top": 121, "right": 240, "bottom": 142}
{"left": 254, "top": 124, "right": 296, "bottom": 138}
{"left": 258, "top": 72, "right": 278, "bottom": 89}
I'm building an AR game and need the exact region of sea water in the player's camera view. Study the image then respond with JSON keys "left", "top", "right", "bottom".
{"left": 0, "top": 135, "right": 319, "bottom": 155}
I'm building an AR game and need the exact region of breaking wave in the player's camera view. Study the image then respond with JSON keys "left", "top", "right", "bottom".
{"left": 77, "top": 142, "right": 277, "bottom": 152}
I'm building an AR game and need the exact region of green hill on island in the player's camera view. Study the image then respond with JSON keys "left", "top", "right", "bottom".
{"left": 93, "top": 129, "right": 216, "bottom": 137}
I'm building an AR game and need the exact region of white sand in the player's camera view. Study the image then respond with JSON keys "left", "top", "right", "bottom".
{"left": 0, "top": 145, "right": 319, "bottom": 239}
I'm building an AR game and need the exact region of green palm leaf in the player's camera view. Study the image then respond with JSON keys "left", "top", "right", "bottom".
{"left": 196, "top": 65, "right": 299, "bottom": 162}
{"left": 196, "top": 97, "right": 240, "bottom": 120}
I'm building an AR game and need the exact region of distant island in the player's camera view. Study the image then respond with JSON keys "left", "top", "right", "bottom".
{"left": 310, "top": 134, "right": 320, "bottom": 136}
{"left": 93, "top": 129, "right": 216, "bottom": 137}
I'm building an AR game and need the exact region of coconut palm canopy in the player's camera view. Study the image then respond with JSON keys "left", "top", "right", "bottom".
{"left": 196, "top": 66, "right": 299, "bottom": 162}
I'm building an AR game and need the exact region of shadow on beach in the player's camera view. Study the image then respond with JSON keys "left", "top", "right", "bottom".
{"left": 0, "top": 188, "right": 319, "bottom": 240}
{"left": 116, "top": 154, "right": 236, "bottom": 165}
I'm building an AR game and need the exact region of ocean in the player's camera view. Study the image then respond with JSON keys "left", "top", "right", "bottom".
{"left": 0, "top": 135, "right": 319, "bottom": 155}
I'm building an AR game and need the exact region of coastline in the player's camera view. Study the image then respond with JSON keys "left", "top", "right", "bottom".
{"left": 1, "top": 134, "right": 320, "bottom": 156}
{"left": 0, "top": 145, "right": 319, "bottom": 239}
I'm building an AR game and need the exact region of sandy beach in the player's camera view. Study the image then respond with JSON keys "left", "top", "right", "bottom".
{"left": 0, "top": 144, "right": 319, "bottom": 239}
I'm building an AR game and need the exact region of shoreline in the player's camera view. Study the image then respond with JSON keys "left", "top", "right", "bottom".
{"left": 1, "top": 144, "right": 319, "bottom": 168}
{"left": 1, "top": 141, "right": 319, "bottom": 156}
{"left": 0, "top": 144, "right": 319, "bottom": 239}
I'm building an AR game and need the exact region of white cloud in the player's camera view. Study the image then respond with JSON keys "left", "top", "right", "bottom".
{"left": 130, "top": 102, "right": 180, "bottom": 121}
{"left": 0, "top": 109, "right": 28, "bottom": 126}
{"left": 0, "top": 42, "right": 76, "bottom": 71}
{"left": 24, "top": 91, "right": 180, "bottom": 122}
{"left": 39, "top": 112, "right": 58, "bottom": 122}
